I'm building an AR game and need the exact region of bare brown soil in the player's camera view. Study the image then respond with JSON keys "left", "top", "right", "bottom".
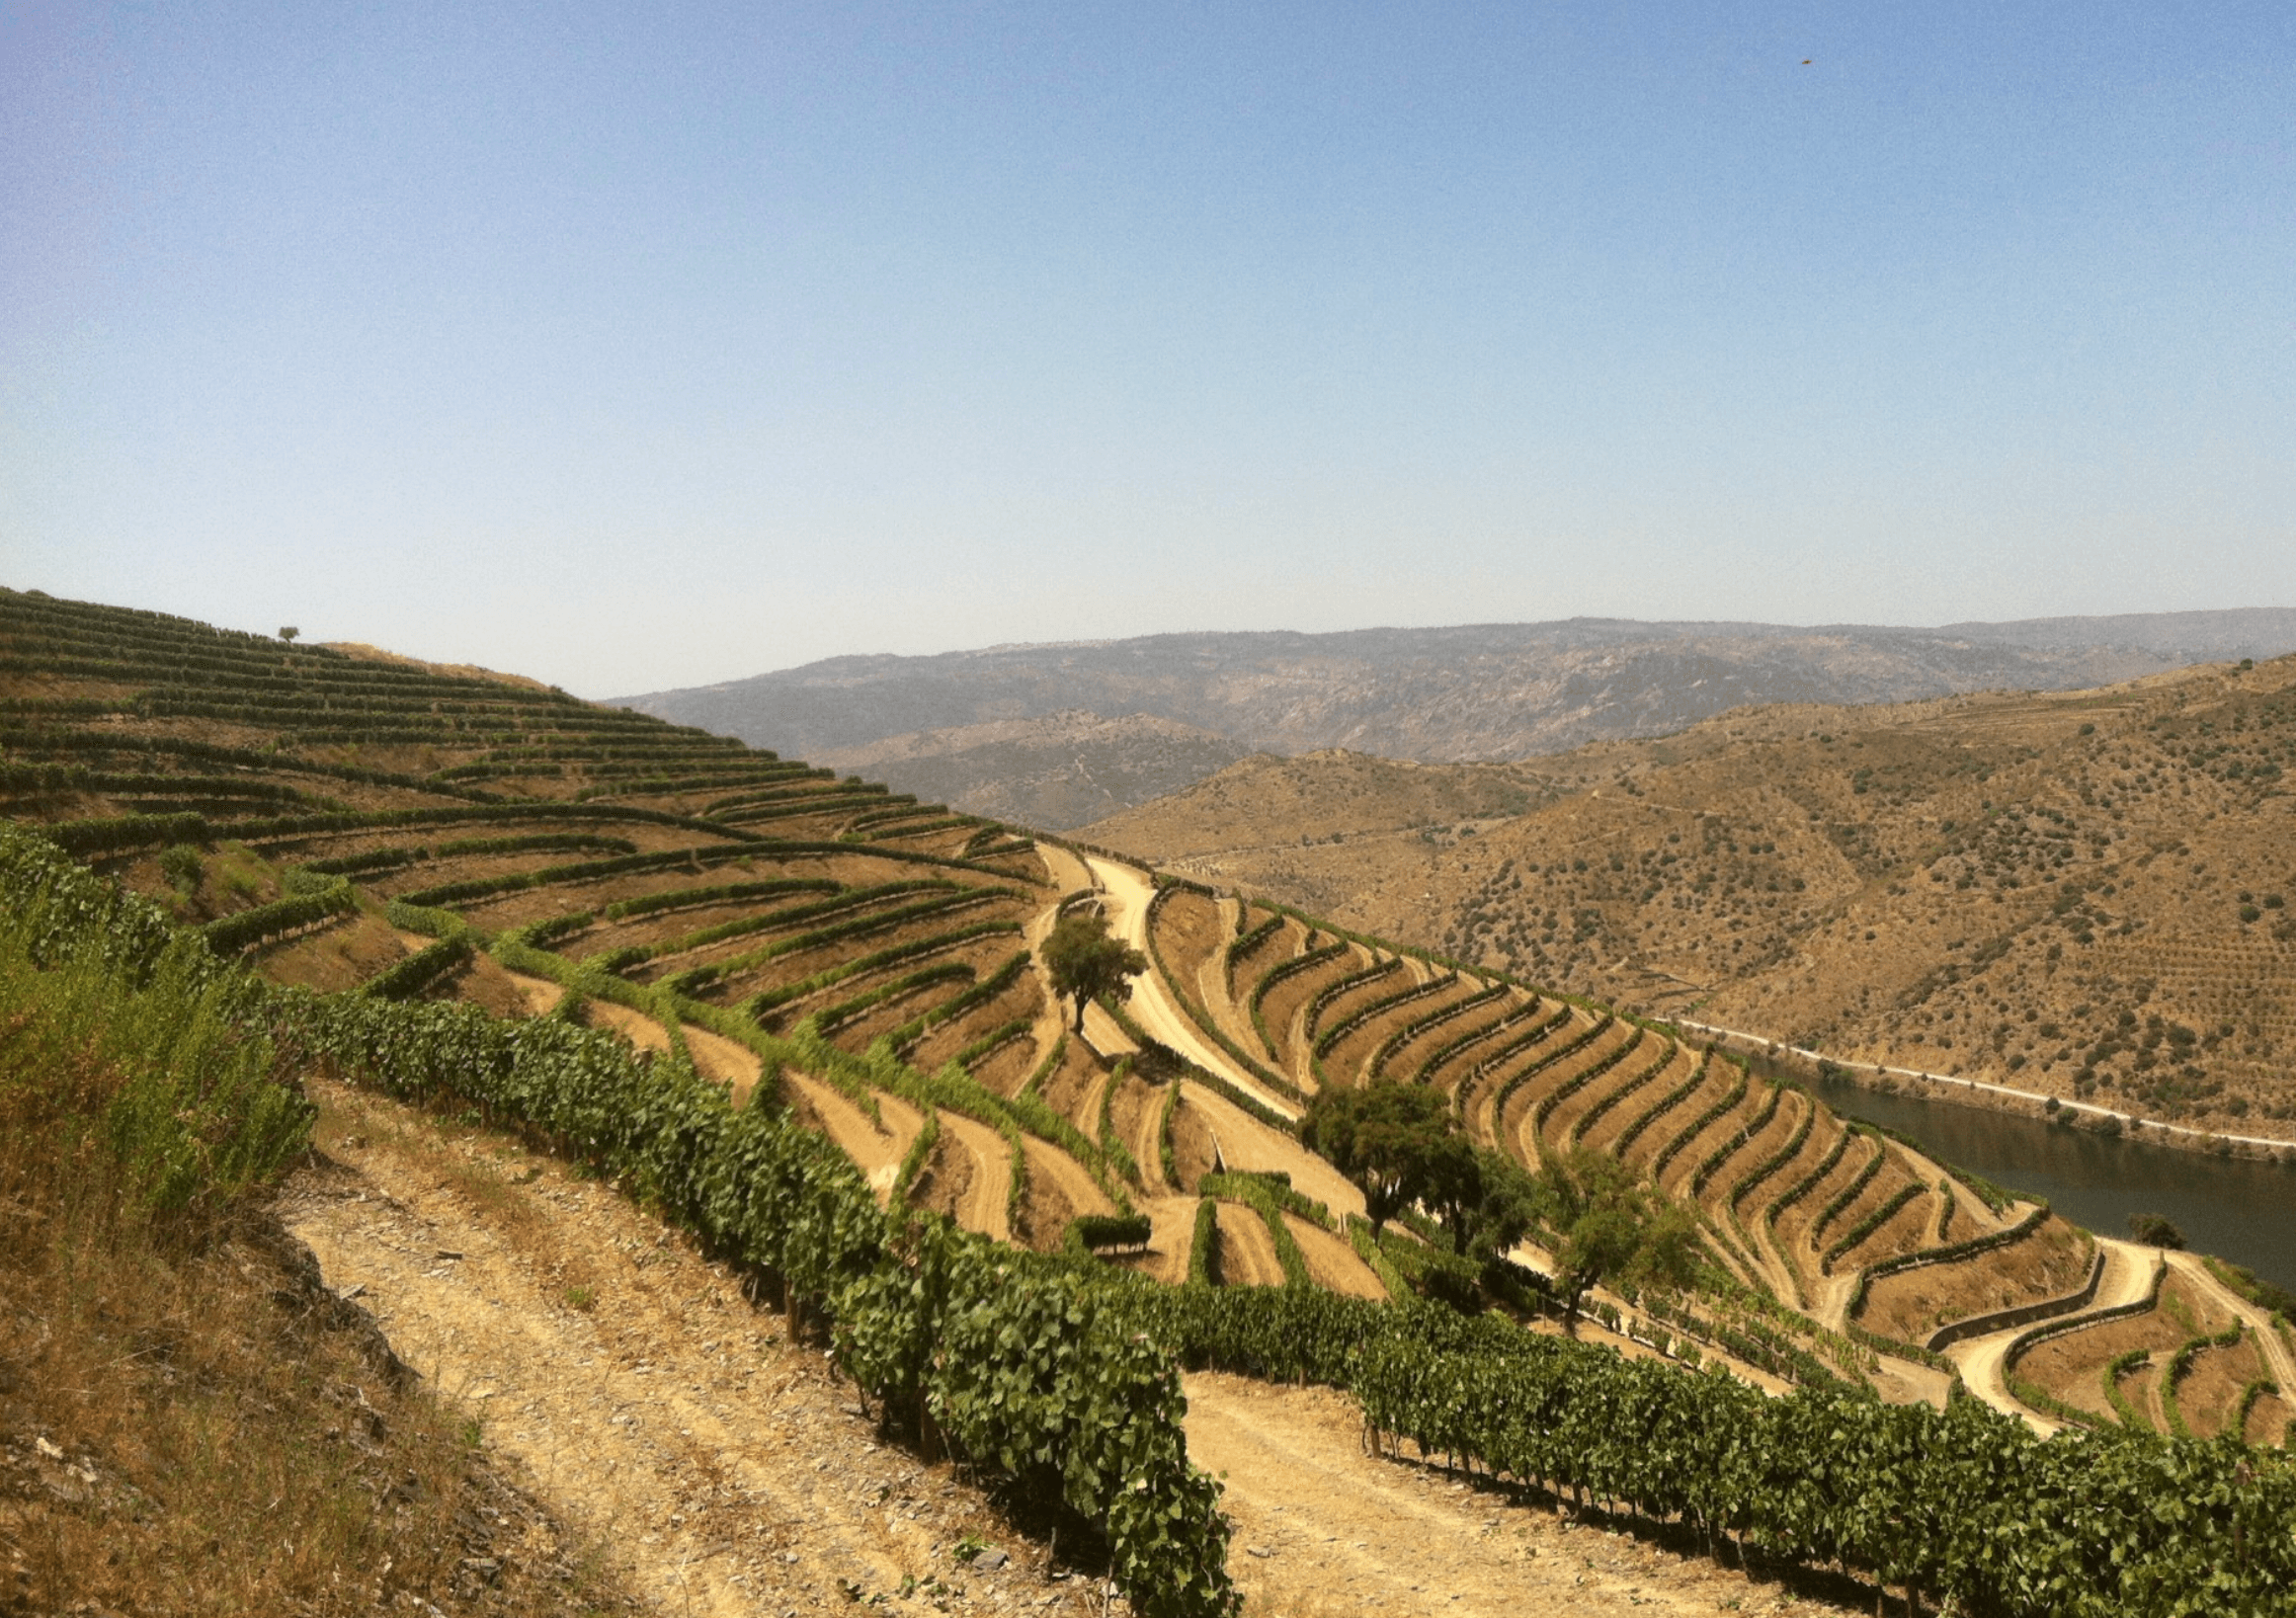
{"left": 1169, "top": 1092, "right": 1220, "bottom": 1190}
{"left": 451, "top": 948, "right": 545, "bottom": 1018}
{"left": 1304, "top": 963, "right": 1407, "bottom": 1049}
{"left": 1151, "top": 888, "right": 1229, "bottom": 1009}
{"left": 1384, "top": 995, "right": 1509, "bottom": 1084}
{"left": 2246, "top": 1390, "right": 2290, "bottom": 1446}
{"left": 2174, "top": 1335, "right": 2266, "bottom": 1438}
{"left": 287, "top": 1079, "right": 1107, "bottom": 1618}
{"left": 258, "top": 909, "right": 412, "bottom": 993}
{"left": 964, "top": 1033, "right": 1040, "bottom": 1098}
{"left": 1457, "top": 1011, "right": 1583, "bottom": 1142}
{"left": 1108, "top": 1074, "right": 1168, "bottom": 1194}
{"left": 1685, "top": 1084, "right": 1798, "bottom": 1203}
{"left": 780, "top": 1074, "right": 921, "bottom": 1205}
{"left": 1213, "top": 1202, "right": 1286, "bottom": 1287}
{"left": 1036, "top": 1033, "right": 1107, "bottom": 1120}
{"left": 586, "top": 997, "right": 676, "bottom": 1057}
{"left": 1256, "top": 945, "right": 1367, "bottom": 1070}
{"left": 1226, "top": 915, "right": 1307, "bottom": 1000}
{"left": 1613, "top": 1044, "right": 1730, "bottom": 1172}
{"left": 1014, "top": 1135, "right": 1112, "bottom": 1252}
{"left": 684, "top": 1024, "right": 764, "bottom": 1099}
{"left": 1733, "top": 1101, "right": 1833, "bottom": 1217}
{"left": 905, "top": 1131, "right": 975, "bottom": 1227}
{"left": 1834, "top": 1189, "right": 1938, "bottom": 1272}
{"left": 1772, "top": 1133, "right": 1877, "bottom": 1258}
{"left": 1184, "top": 1372, "right": 1859, "bottom": 1618}
{"left": 1321, "top": 977, "right": 1480, "bottom": 1085}
{"left": 1862, "top": 1218, "right": 2091, "bottom": 1342}
{"left": 908, "top": 972, "right": 1042, "bottom": 1074}
{"left": 1121, "top": 1194, "right": 1198, "bottom": 1286}
{"left": 1286, "top": 1214, "right": 1387, "bottom": 1300}
{"left": 929, "top": 1112, "right": 1011, "bottom": 1241}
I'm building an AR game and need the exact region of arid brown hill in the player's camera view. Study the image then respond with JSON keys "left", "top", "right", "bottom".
{"left": 814, "top": 709, "right": 1251, "bottom": 829}
{"left": 613, "top": 612, "right": 2296, "bottom": 771}
{"left": 1085, "top": 655, "right": 2296, "bottom": 1140}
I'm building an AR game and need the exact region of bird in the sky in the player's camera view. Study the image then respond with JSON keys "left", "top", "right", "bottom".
{"left": 1801, "top": 58, "right": 1812, "bottom": 65}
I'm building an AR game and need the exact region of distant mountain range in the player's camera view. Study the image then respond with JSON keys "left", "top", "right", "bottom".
{"left": 612, "top": 608, "right": 2296, "bottom": 827}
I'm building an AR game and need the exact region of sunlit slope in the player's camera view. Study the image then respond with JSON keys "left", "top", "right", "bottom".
{"left": 1089, "top": 655, "right": 2296, "bottom": 1139}
{"left": 8, "top": 585, "right": 2285, "bottom": 1437}
{"left": 0, "top": 589, "right": 1384, "bottom": 1290}
{"left": 1137, "top": 876, "right": 2294, "bottom": 1434}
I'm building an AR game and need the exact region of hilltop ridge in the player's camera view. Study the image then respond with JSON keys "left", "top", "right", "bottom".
{"left": 614, "top": 609, "right": 2296, "bottom": 827}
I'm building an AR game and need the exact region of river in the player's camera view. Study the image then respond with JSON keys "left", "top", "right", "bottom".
{"left": 1810, "top": 1075, "right": 2296, "bottom": 1293}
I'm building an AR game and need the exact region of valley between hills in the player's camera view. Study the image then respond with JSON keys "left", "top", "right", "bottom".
{"left": 6, "top": 586, "right": 2296, "bottom": 1618}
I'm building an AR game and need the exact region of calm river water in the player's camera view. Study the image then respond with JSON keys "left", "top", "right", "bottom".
{"left": 1809, "top": 1076, "right": 2296, "bottom": 1293}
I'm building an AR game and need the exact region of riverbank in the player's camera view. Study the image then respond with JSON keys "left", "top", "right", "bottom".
{"left": 1675, "top": 1018, "right": 2296, "bottom": 1167}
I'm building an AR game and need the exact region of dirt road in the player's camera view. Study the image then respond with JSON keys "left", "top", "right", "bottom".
{"left": 1947, "top": 1238, "right": 2158, "bottom": 1431}
{"left": 1184, "top": 1372, "right": 1853, "bottom": 1617}
{"left": 287, "top": 1079, "right": 1099, "bottom": 1618}
{"left": 1088, "top": 856, "right": 1300, "bottom": 1119}
{"left": 935, "top": 1110, "right": 1014, "bottom": 1240}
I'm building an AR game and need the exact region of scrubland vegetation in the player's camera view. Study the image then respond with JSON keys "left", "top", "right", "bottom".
{"left": 1088, "top": 655, "right": 2296, "bottom": 1139}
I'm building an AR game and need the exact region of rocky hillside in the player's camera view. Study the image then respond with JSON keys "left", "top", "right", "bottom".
{"left": 615, "top": 611, "right": 2296, "bottom": 769}
{"left": 1085, "top": 653, "right": 2296, "bottom": 1140}
{"left": 813, "top": 709, "right": 1250, "bottom": 829}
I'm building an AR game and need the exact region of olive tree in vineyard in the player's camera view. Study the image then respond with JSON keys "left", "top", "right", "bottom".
{"left": 1539, "top": 1148, "right": 1699, "bottom": 1331}
{"left": 1039, "top": 911, "right": 1148, "bottom": 1032}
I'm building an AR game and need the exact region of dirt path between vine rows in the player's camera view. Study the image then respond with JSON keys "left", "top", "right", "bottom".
{"left": 782, "top": 1071, "right": 922, "bottom": 1204}
{"left": 284, "top": 1078, "right": 1105, "bottom": 1618}
{"left": 1213, "top": 1203, "right": 1289, "bottom": 1287}
{"left": 933, "top": 1109, "right": 1015, "bottom": 1241}
{"left": 1185, "top": 1372, "right": 1855, "bottom": 1618}
{"left": 1088, "top": 856, "right": 1299, "bottom": 1118}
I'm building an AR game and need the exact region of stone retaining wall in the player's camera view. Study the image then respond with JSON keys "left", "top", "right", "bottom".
{"left": 1927, "top": 1246, "right": 2108, "bottom": 1352}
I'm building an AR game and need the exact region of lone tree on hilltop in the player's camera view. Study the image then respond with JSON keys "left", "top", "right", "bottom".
{"left": 278, "top": 625, "right": 299, "bottom": 642}
{"left": 1039, "top": 910, "right": 1147, "bottom": 1033}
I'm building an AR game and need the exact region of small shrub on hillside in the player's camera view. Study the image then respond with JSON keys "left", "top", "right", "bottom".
{"left": 158, "top": 842, "right": 204, "bottom": 893}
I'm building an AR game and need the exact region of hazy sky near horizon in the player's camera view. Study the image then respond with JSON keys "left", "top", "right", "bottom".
{"left": 5, "top": 2, "right": 2293, "bottom": 697}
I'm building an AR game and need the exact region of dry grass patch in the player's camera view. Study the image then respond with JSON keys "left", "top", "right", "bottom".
{"left": 0, "top": 936, "right": 627, "bottom": 1618}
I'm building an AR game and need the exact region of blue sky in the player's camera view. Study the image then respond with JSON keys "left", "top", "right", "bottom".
{"left": 4, "top": 1, "right": 2291, "bottom": 696}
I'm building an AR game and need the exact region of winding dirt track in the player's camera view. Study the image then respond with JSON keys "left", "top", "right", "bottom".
{"left": 1088, "top": 857, "right": 1299, "bottom": 1118}
{"left": 781, "top": 1073, "right": 922, "bottom": 1205}
{"left": 1020, "top": 1132, "right": 1113, "bottom": 1226}
{"left": 287, "top": 1079, "right": 1107, "bottom": 1618}
{"left": 1948, "top": 1237, "right": 2163, "bottom": 1431}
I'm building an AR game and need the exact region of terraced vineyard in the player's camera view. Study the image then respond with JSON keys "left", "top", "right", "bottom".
{"left": 1142, "top": 877, "right": 2296, "bottom": 1432}
{"left": 11, "top": 586, "right": 2296, "bottom": 1618}
{"left": 0, "top": 590, "right": 1406, "bottom": 1299}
